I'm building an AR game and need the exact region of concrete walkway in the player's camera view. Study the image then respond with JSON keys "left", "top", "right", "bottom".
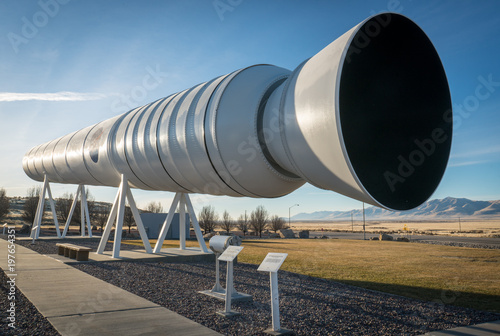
{"left": 422, "top": 320, "right": 500, "bottom": 335}
{"left": 0, "top": 238, "right": 221, "bottom": 336}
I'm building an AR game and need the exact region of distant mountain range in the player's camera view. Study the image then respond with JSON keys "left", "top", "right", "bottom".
{"left": 292, "top": 197, "right": 500, "bottom": 220}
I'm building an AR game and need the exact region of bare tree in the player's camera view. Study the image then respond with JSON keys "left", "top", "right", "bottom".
{"left": 250, "top": 205, "right": 269, "bottom": 238}
{"left": 219, "top": 210, "right": 234, "bottom": 234}
{"left": 146, "top": 201, "right": 163, "bottom": 213}
{"left": 269, "top": 215, "right": 286, "bottom": 233}
{"left": 86, "top": 190, "right": 98, "bottom": 226}
{"left": 55, "top": 189, "right": 95, "bottom": 234}
{"left": 198, "top": 205, "right": 218, "bottom": 234}
{"left": 23, "top": 186, "right": 41, "bottom": 227}
{"left": 56, "top": 193, "right": 74, "bottom": 224}
{"left": 124, "top": 205, "right": 135, "bottom": 234}
{"left": 94, "top": 203, "right": 110, "bottom": 231}
{"left": 0, "top": 188, "right": 10, "bottom": 220}
{"left": 236, "top": 213, "right": 249, "bottom": 236}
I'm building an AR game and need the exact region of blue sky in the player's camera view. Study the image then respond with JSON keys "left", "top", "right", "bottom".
{"left": 0, "top": 0, "right": 499, "bottom": 218}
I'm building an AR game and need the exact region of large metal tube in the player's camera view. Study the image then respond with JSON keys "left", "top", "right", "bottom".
{"left": 23, "top": 13, "right": 452, "bottom": 210}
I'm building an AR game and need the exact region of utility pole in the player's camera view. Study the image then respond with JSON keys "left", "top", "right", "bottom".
{"left": 288, "top": 204, "right": 299, "bottom": 229}
{"left": 459, "top": 217, "right": 461, "bottom": 233}
{"left": 362, "top": 202, "right": 366, "bottom": 240}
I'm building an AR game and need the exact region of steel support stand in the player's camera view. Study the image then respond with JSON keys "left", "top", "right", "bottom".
{"left": 153, "top": 192, "right": 208, "bottom": 253}
{"left": 61, "top": 185, "right": 91, "bottom": 238}
{"left": 264, "top": 271, "right": 294, "bottom": 335}
{"left": 96, "top": 175, "right": 152, "bottom": 258}
{"left": 216, "top": 260, "right": 240, "bottom": 317}
{"left": 30, "top": 174, "right": 60, "bottom": 240}
{"left": 211, "top": 253, "right": 224, "bottom": 293}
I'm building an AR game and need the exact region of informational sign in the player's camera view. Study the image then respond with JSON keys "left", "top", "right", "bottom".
{"left": 218, "top": 245, "right": 244, "bottom": 262}
{"left": 257, "top": 253, "right": 288, "bottom": 273}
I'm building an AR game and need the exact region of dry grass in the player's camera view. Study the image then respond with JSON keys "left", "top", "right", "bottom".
{"left": 239, "top": 239, "right": 500, "bottom": 312}
{"left": 126, "top": 238, "right": 500, "bottom": 313}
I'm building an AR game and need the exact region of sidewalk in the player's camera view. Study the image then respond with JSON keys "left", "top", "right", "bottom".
{"left": 0, "top": 238, "right": 221, "bottom": 336}
{"left": 422, "top": 320, "right": 500, "bottom": 335}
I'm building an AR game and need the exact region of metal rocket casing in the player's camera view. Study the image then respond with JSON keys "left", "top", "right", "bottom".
{"left": 23, "top": 13, "right": 452, "bottom": 210}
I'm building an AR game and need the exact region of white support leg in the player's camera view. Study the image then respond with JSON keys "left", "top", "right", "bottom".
{"left": 225, "top": 261, "right": 234, "bottom": 313}
{"left": 125, "top": 187, "right": 152, "bottom": 253}
{"left": 211, "top": 253, "right": 224, "bottom": 293}
{"left": 270, "top": 271, "right": 280, "bottom": 331}
{"left": 62, "top": 186, "right": 81, "bottom": 238}
{"left": 184, "top": 194, "right": 209, "bottom": 253}
{"left": 179, "top": 195, "right": 186, "bottom": 250}
{"left": 30, "top": 186, "right": 44, "bottom": 239}
{"left": 80, "top": 185, "right": 85, "bottom": 237}
{"left": 216, "top": 260, "right": 240, "bottom": 317}
{"left": 153, "top": 192, "right": 181, "bottom": 253}
{"left": 46, "top": 182, "right": 61, "bottom": 238}
{"left": 96, "top": 190, "right": 120, "bottom": 254}
{"left": 81, "top": 186, "right": 92, "bottom": 238}
{"left": 30, "top": 197, "right": 42, "bottom": 243}
{"left": 112, "top": 175, "right": 127, "bottom": 258}
{"left": 31, "top": 176, "right": 48, "bottom": 239}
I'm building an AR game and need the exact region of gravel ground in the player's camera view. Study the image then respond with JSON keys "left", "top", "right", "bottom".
{"left": 72, "top": 260, "right": 499, "bottom": 336}
{"left": 4, "top": 237, "right": 500, "bottom": 335}
{"left": 14, "top": 237, "right": 139, "bottom": 255}
{"left": 0, "top": 269, "right": 59, "bottom": 336}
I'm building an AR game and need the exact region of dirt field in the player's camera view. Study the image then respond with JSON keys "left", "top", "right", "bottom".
{"left": 290, "top": 219, "right": 500, "bottom": 237}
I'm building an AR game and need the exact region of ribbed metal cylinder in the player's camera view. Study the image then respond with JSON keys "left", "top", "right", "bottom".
{"left": 23, "top": 13, "right": 452, "bottom": 210}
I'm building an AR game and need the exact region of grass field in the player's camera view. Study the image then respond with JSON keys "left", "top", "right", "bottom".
{"left": 126, "top": 238, "right": 500, "bottom": 313}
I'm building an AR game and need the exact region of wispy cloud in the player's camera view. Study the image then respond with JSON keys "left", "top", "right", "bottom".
{"left": 448, "top": 160, "right": 491, "bottom": 168}
{"left": 450, "top": 145, "right": 500, "bottom": 159}
{"left": 0, "top": 92, "right": 109, "bottom": 102}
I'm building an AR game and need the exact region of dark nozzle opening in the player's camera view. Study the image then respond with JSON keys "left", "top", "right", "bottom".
{"left": 339, "top": 13, "right": 452, "bottom": 210}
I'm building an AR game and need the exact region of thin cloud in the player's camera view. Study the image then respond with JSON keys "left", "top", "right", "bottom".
{"left": 0, "top": 91, "right": 109, "bottom": 102}
{"left": 450, "top": 145, "right": 500, "bottom": 159}
{"left": 448, "top": 160, "right": 491, "bottom": 168}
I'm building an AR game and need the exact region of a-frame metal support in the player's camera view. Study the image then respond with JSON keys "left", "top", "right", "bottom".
{"left": 30, "top": 174, "right": 61, "bottom": 240}
{"left": 153, "top": 192, "right": 208, "bottom": 254}
{"left": 61, "top": 184, "right": 92, "bottom": 238}
{"left": 96, "top": 175, "right": 152, "bottom": 258}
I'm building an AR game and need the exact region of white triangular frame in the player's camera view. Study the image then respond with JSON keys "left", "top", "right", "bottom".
{"left": 61, "top": 184, "right": 92, "bottom": 238}
{"left": 153, "top": 192, "right": 208, "bottom": 254}
{"left": 96, "top": 175, "right": 152, "bottom": 258}
{"left": 30, "top": 174, "right": 61, "bottom": 240}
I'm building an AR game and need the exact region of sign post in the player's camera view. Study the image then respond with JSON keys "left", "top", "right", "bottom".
{"left": 258, "top": 253, "right": 293, "bottom": 335}
{"left": 200, "top": 236, "right": 252, "bottom": 301}
{"left": 216, "top": 245, "right": 244, "bottom": 317}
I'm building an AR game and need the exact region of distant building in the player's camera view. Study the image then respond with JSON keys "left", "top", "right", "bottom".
{"left": 140, "top": 213, "right": 190, "bottom": 239}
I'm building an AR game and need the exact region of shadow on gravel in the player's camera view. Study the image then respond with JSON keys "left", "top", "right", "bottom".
{"left": 340, "top": 279, "right": 500, "bottom": 314}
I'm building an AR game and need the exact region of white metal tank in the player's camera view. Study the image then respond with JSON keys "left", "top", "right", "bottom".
{"left": 23, "top": 13, "right": 452, "bottom": 211}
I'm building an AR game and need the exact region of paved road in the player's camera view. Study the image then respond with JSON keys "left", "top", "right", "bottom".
{"left": 309, "top": 231, "right": 500, "bottom": 247}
